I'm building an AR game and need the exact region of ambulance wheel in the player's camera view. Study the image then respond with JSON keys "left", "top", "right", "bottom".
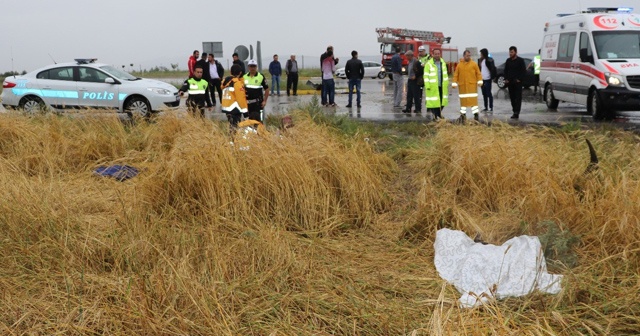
{"left": 125, "top": 96, "right": 151, "bottom": 118}
{"left": 496, "top": 76, "right": 506, "bottom": 89}
{"left": 377, "top": 72, "right": 386, "bottom": 79}
{"left": 19, "top": 96, "right": 46, "bottom": 114}
{"left": 588, "top": 89, "right": 607, "bottom": 120}
{"left": 544, "top": 84, "right": 559, "bottom": 109}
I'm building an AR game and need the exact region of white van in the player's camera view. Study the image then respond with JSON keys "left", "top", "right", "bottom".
{"left": 540, "top": 7, "right": 640, "bottom": 119}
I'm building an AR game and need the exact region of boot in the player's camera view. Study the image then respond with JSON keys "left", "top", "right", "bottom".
{"left": 457, "top": 114, "right": 466, "bottom": 124}
{"left": 474, "top": 113, "right": 479, "bottom": 121}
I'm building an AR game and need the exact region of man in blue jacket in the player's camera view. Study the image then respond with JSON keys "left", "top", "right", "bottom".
{"left": 268, "top": 54, "right": 282, "bottom": 96}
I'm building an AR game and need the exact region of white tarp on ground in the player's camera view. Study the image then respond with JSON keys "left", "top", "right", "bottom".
{"left": 434, "top": 228, "right": 563, "bottom": 308}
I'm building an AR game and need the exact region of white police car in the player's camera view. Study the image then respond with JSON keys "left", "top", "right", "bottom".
{"left": 1, "top": 59, "right": 179, "bottom": 116}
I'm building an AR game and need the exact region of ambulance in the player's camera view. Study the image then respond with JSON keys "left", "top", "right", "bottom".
{"left": 539, "top": 7, "right": 640, "bottom": 119}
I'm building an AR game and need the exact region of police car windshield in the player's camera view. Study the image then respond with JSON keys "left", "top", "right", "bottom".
{"left": 593, "top": 31, "right": 640, "bottom": 59}
{"left": 99, "top": 65, "right": 138, "bottom": 80}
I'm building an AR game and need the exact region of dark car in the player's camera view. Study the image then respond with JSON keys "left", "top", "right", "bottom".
{"left": 494, "top": 57, "right": 536, "bottom": 89}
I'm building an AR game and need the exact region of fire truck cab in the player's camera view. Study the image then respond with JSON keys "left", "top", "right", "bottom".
{"left": 376, "top": 27, "right": 458, "bottom": 79}
{"left": 540, "top": 7, "right": 640, "bottom": 119}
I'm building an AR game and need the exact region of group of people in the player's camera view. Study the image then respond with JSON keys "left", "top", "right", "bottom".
{"left": 180, "top": 44, "right": 530, "bottom": 128}
{"left": 267, "top": 54, "right": 301, "bottom": 97}
{"left": 181, "top": 50, "right": 273, "bottom": 130}
{"left": 392, "top": 45, "right": 528, "bottom": 121}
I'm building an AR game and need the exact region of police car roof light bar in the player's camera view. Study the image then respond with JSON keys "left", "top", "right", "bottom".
{"left": 75, "top": 58, "right": 98, "bottom": 64}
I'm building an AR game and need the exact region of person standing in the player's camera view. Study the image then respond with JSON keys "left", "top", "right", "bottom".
{"left": 207, "top": 53, "right": 225, "bottom": 106}
{"left": 478, "top": 48, "right": 497, "bottom": 112}
{"left": 243, "top": 59, "right": 270, "bottom": 123}
{"left": 286, "top": 54, "right": 299, "bottom": 96}
{"left": 418, "top": 45, "right": 430, "bottom": 65}
{"left": 452, "top": 50, "right": 483, "bottom": 122}
{"left": 221, "top": 64, "right": 248, "bottom": 131}
{"left": 424, "top": 48, "right": 449, "bottom": 120}
{"left": 391, "top": 47, "right": 404, "bottom": 108}
{"left": 178, "top": 65, "right": 212, "bottom": 117}
{"left": 527, "top": 49, "right": 541, "bottom": 95}
{"left": 402, "top": 50, "right": 423, "bottom": 115}
{"left": 232, "top": 52, "right": 246, "bottom": 76}
{"left": 268, "top": 54, "right": 282, "bottom": 96}
{"left": 320, "top": 49, "right": 336, "bottom": 107}
{"left": 195, "top": 53, "right": 209, "bottom": 94}
{"left": 345, "top": 50, "right": 364, "bottom": 108}
{"left": 504, "top": 46, "right": 527, "bottom": 119}
{"left": 188, "top": 50, "right": 199, "bottom": 78}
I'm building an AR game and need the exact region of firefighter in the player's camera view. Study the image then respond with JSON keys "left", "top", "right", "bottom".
{"left": 452, "top": 50, "right": 483, "bottom": 122}
{"left": 221, "top": 64, "right": 248, "bottom": 132}
{"left": 424, "top": 48, "right": 449, "bottom": 120}
{"left": 243, "top": 59, "right": 270, "bottom": 123}
{"left": 178, "top": 65, "right": 212, "bottom": 117}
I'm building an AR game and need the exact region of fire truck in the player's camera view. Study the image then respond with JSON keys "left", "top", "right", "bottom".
{"left": 376, "top": 27, "right": 459, "bottom": 79}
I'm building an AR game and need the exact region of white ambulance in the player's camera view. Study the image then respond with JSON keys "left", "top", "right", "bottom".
{"left": 540, "top": 7, "right": 640, "bottom": 119}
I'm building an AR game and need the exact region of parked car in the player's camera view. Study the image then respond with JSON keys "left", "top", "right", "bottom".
{"left": 1, "top": 58, "right": 180, "bottom": 117}
{"left": 335, "top": 61, "right": 386, "bottom": 79}
{"left": 494, "top": 57, "right": 536, "bottom": 89}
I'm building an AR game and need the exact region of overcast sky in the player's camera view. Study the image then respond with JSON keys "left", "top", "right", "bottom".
{"left": 1, "top": 0, "right": 634, "bottom": 72}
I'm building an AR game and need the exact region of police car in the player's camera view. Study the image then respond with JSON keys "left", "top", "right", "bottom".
{"left": 1, "top": 59, "right": 180, "bottom": 116}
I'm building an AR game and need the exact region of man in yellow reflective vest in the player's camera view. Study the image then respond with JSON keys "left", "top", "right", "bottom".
{"left": 527, "top": 50, "right": 541, "bottom": 95}
{"left": 243, "top": 59, "right": 270, "bottom": 123}
{"left": 424, "top": 48, "right": 449, "bottom": 120}
{"left": 452, "top": 50, "right": 483, "bottom": 122}
{"left": 178, "top": 65, "right": 212, "bottom": 117}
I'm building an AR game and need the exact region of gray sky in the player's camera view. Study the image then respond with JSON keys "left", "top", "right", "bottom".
{"left": 1, "top": 0, "right": 633, "bottom": 72}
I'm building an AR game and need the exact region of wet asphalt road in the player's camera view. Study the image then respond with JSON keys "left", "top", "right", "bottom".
{"left": 4, "top": 78, "right": 640, "bottom": 132}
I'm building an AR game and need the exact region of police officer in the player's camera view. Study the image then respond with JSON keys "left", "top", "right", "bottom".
{"left": 178, "top": 65, "right": 212, "bottom": 117}
{"left": 243, "top": 59, "right": 270, "bottom": 123}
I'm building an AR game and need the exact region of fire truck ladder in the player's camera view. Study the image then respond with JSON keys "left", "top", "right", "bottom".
{"left": 376, "top": 27, "right": 445, "bottom": 43}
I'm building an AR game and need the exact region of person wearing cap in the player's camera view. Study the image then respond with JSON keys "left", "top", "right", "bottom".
{"left": 402, "top": 50, "right": 424, "bottom": 115}
{"left": 243, "top": 59, "right": 270, "bottom": 123}
{"left": 285, "top": 54, "right": 299, "bottom": 96}
{"left": 418, "top": 45, "right": 430, "bottom": 66}
{"left": 344, "top": 50, "right": 364, "bottom": 108}
{"left": 178, "top": 64, "right": 212, "bottom": 117}
{"left": 452, "top": 50, "right": 483, "bottom": 122}
{"left": 391, "top": 46, "right": 404, "bottom": 108}
{"left": 221, "top": 64, "right": 248, "bottom": 131}
{"left": 232, "top": 52, "right": 246, "bottom": 76}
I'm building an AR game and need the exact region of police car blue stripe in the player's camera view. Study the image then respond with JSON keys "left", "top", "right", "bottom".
{"left": 11, "top": 88, "right": 79, "bottom": 99}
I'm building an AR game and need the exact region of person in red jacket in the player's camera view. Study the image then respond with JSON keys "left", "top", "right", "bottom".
{"left": 188, "top": 50, "right": 199, "bottom": 78}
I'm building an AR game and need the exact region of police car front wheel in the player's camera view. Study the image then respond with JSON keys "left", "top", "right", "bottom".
{"left": 125, "top": 97, "right": 151, "bottom": 118}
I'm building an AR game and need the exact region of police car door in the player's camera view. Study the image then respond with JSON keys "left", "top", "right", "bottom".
{"left": 77, "top": 66, "right": 119, "bottom": 109}
{"left": 35, "top": 66, "right": 78, "bottom": 109}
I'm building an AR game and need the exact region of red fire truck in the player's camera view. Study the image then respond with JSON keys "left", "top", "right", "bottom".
{"left": 376, "top": 27, "right": 459, "bottom": 79}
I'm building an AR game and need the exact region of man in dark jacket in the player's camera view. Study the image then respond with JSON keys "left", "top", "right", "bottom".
{"left": 504, "top": 46, "right": 527, "bottom": 119}
{"left": 478, "top": 48, "right": 497, "bottom": 112}
{"left": 403, "top": 50, "right": 424, "bottom": 114}
{"left": 232, "top": 52, "right": 245, "bottom": 76}
{"left": 345, "top": 50, "right": 364, "bottom": 108}
{"left": 206, "top": 53, "right": 225, "bottom": 105}
{"left": 285, "top": 55, "right": 299, "bottom": 96}
{"left": 268, "top": 54, "right": 282, "bottom": 96}
{"left": 195, "top": 53, "right": 209, "bottom": 79}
